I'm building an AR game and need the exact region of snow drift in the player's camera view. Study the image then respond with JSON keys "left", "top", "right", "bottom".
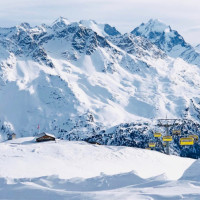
{"left": 0, "top": 137, "right": 199, "bottom": 200}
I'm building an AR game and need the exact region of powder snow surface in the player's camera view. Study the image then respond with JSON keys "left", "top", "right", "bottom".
{"left": 0, "top": 137, "right": 199, "bottom": 200}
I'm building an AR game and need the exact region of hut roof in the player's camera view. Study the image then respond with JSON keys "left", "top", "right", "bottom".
{"left": 36, "top": 132, "right": 55, "bottom": 139}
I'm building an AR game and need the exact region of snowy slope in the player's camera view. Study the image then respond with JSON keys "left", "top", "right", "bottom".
{"left": 0, "top": 137, "right": 194, "bottom": 180}
{"left": 0, "top": 137, "right": 199, "bottom": 200}
{"left": 0, "top": 18, "right": 200, "bottom": 159}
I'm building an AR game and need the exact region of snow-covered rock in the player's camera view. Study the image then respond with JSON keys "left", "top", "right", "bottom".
{"left": 52, "top": 17, "right": 71, "bottom": 29}
{"left": 79, "top": 19, "right": 120, "bottom": 37}
{"left": 108, "top": 33, "right": 166, "bottom": 59}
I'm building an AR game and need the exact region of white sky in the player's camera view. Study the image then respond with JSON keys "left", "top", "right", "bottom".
{"left": 0, "top": 0, "right": 200, "bottom": 45}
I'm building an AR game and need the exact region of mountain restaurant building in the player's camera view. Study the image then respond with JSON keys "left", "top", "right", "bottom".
{"left": 36, "top": 132, "right": 56, "bottom": 142}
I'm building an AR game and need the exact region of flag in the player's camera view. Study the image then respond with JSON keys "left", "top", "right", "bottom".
{"left": 37, "top": 124, "right": 40, "bottom": 129}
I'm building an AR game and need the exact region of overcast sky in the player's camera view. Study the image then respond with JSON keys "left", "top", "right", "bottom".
{"left": 0, "top": 0, "right": 200, "bottom": 45}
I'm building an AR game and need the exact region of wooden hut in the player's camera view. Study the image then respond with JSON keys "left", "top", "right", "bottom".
{"left": 36, "top": 132, "right": 56, "bottom": 142}
{"left": 7, "top": 133, "right": 16, "bottom": 140}
{"left": 87, "top": 141, "right": 101, "bottom": 145}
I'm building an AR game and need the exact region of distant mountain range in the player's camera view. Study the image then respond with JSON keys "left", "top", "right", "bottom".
{"left": 0, "top": 17, "right": 200, "bottom": 158}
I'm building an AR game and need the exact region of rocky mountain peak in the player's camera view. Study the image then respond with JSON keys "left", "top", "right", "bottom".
{"left": 19, "top": 22, "right": 31, "bottom": 30}
{"left": 131, "top": 19, "right": 174, "bottom": 42}
{"left": 79, "top": 19, "right": 120, "bottom": 37}
{"left": 134, "top": 19, "right": 171, "bottom": 36}
{"left": 52, "top": 17, "right": 71, "bottom": 29}
{"left": 131, "top": 19, "right": 200, "bottom": 66}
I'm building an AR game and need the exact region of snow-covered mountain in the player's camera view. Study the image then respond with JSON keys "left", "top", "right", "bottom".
{"left": 195, "top": 44, "right": 200, "bottom": 53}
{"left": 131, "top": 19, "right": 200, "bottom": 66}
{"left": 1, "top": 18, "right": 200, "bottom": 158}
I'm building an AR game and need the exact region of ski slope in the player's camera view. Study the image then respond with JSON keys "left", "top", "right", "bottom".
{"left": 0, "top": 137, "right": 200, "bottom": 200}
